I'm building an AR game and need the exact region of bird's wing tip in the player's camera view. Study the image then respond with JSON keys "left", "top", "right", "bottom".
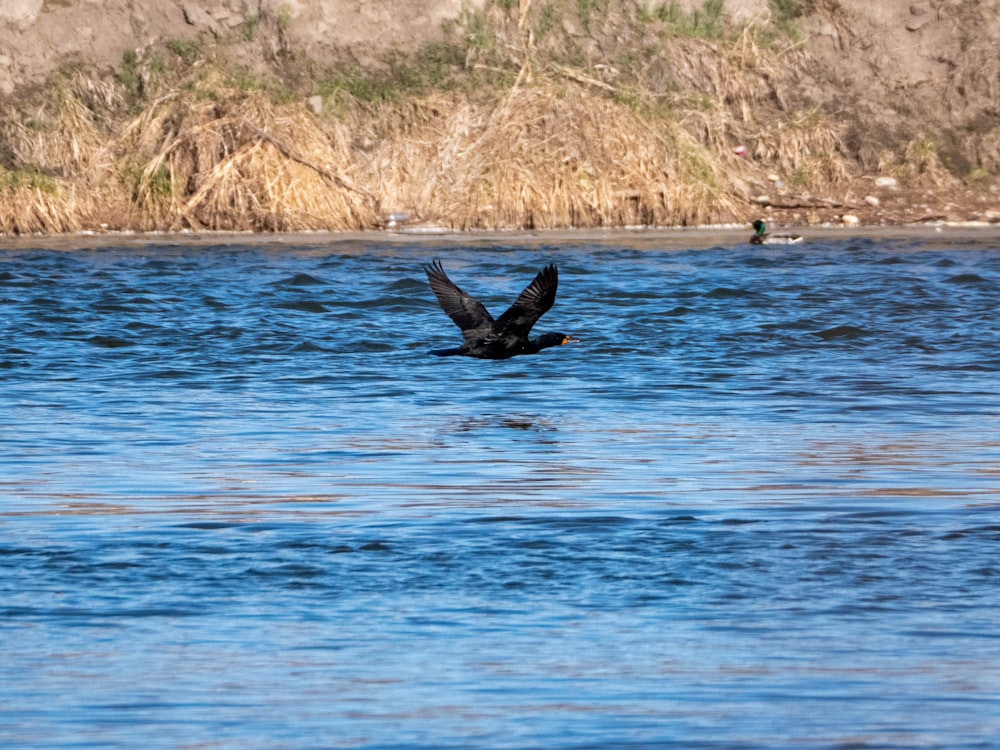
{"left": 424, "top": 259, "right": 447, "bottom": 278}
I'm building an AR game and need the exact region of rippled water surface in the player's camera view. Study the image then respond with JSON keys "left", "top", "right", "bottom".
{"left": 2, "top": 229, "right": 999, "bottom": 749}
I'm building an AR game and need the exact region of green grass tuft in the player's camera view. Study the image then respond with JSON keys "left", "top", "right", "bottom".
{"left": 0, "top": 165, "right": 59, "bottom": 194}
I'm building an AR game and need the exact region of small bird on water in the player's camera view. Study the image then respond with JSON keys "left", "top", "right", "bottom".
{"left": 424, "top": 260, "right": 579, "bottom": 359}
{"left": 750, "top": 219, "right": 803, "bottom": 245}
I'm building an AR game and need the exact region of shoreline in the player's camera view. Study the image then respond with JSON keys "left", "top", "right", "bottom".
{"left": 2, "top": 220, "right": 998, "bottom": 252}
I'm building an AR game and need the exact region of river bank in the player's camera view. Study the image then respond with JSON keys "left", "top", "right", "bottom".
{"left": 1, "top": 1, "right": 998, "bottom": 235}
{"left": 3, "top": 223, "right": 998, "bottom": 256}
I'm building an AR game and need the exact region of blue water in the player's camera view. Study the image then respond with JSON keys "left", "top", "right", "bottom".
{"left": 1, "top": 229, "right": 999, "bottom": 749}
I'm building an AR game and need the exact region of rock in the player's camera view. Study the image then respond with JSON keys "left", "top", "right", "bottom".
{"left": 751, "top": 195, "right": 770, "bottom": 205}
{"left": 910, "top": 2, "right": 929, "bottom": 15}
{"left": 561, "top": 18, "right": 581, "bottom": 36}
{"left": 716, "top": 0, "right": 769, "bottom": 23}
{"left": 906, "top": 16, "right": 931, "bottom": 32}
{"left": 841, "top": 214, "right": 861, "bottom": 226}
{"left": 0, "top": 0, "right": 43, "bottom": 30}
{"left": 864, "top": 195, "right": 880, "bottom": 206}
{"left": 306, "top": 95, "right": 323, "bottom": 114}
{"left": 875, "top": 176, "right": 898, "bottom": 189}
{"left": 384, "top": 212, "right": 412, "bottom": 227}
{"left": 183, "top": 4, "right": 222, "bottom": 34}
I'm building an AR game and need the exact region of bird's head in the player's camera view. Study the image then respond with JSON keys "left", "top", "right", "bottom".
{"left": 752, "top": 219, "right": 766, "bottom": 236}
{"left": 535, "top": 332, "right": 580, "bottom": 350}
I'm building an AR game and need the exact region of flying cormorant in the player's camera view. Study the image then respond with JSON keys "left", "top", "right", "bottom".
{"left": 424, "top": 260, "right": 579, "bottom": 359}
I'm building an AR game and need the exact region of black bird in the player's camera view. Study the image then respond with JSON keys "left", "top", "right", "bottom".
{"left": 424, "top": 260, "right": 579, "bottom": 359}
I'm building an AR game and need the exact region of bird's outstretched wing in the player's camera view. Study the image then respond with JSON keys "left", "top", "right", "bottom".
{"left": 493, "top": 263, "right": 558, "bottom": 338}
{"left": 424, "top": 260, "right": 494, "bottom": 333}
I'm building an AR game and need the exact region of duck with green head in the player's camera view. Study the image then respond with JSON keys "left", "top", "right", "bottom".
{"left": 750, "top": 219, "right": 803, "bottom": 245}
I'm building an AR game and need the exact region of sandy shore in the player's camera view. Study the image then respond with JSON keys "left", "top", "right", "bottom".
{"left": 1, "top": 221, "right": 998, "bottom": 253}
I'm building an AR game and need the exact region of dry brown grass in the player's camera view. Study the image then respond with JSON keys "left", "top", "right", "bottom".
{"left": 462, "top": 83, "right": 741, "bottom": 227}
{"left": 613, "top": 25, "right": 853, "bottom": 197}
{"left": 968, "top": 126, "right": 1000, "bottom": 176}
{"left": 0, "top": 73, "right": 108, "bottom": 233}
{"left": 1, "top": 76, "right": 110, "bottom": 182}
{"left": 348, "top": 92, "right": 469, "bottom": 220}
{"left": 0, "top": 168, "right": 84, "bottom": 234}
{"left": 359, "top": 7, "right": 825, "bottom": 228}
{"left": 0, "top": 75, "right": 387, "bottom": 233}
{"left": 669, "top": 28, "right": 795, "bottom": 120}
{"left": 116, "top": 89, "right": 379, "bottom": 231}
{"left": 891, "top": 135, "right": 960, "bottom": 188}
{"left": 364, "top": 81, "right": 743, "bottom": 229}
{"left": 749, "top": 107, "right": 849, "bottom": 187}
{"left": 0, "top": 55, "right": 844, "bottom": 234}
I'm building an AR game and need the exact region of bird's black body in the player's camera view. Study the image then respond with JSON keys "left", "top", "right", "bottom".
{"left": 424, "top": 260, "right": 578, "bottom": 359}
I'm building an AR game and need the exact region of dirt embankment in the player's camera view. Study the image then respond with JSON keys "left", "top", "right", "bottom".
{"left": 0, "top": 0, "right": 998, "bottom": 233}
{"left": 0, "top": 1, "right": 479, "bottom": 97}
{"left": 792, "top": 0, "right": 1000, "bottom": 225}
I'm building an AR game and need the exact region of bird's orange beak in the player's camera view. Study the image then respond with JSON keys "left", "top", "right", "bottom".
{"left": 562, "top": 336, "right": 580, "bottom": 345}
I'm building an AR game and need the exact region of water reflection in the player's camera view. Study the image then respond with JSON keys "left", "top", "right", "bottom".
{"left": 447, "top": 414, "right": 560, "bottom": 434}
